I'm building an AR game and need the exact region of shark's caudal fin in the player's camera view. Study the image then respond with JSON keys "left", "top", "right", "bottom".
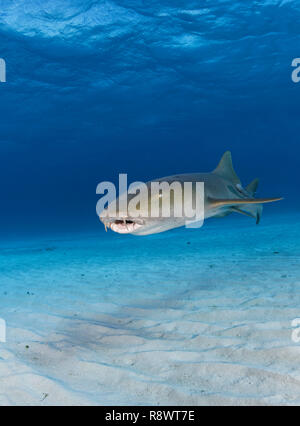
{"left": 212, "top": 153, "right": 282, "bottom": 224}
{"left": 208, "top": 197, "right": 283, "bottom": 207}
{"left": 209, "top": 196, "right": 283, "bottom": 224}
{"left": 212, "top": 151, "right": 241, "bottom": 185}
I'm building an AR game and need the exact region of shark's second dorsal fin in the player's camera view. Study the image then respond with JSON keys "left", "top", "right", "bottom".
{"left": 246, "top": 178, "right": 259, "bottom": 196}
{"left": 213, "top": 151, "right": 241, "bottom": 185}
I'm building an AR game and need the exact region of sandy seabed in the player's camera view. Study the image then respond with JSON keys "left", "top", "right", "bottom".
{"left": 1, "top": 213, "right": 300, "bottom": 406}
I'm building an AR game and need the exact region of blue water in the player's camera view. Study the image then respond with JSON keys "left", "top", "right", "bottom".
{"left": 1, "top": 1, "right": 300, "bottom": 405}
{"left": 0, "top": 0, "right": 299, "bottom": 238}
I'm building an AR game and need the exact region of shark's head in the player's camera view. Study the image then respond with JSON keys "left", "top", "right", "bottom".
{"left": 100, "top": 215, "right": 184, "bottom": 235}
{"left": 99, "top": 182, "right": 186, "bottom": 236}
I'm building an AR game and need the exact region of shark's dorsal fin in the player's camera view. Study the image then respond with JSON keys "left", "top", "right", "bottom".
{"left": 213, "top": 151, "right": 241, "bottom": 184}
{"left": 246, "top": 178, "right": 259, "bottom": 196}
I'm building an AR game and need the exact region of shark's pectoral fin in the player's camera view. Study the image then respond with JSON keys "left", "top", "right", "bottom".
{"left": 208, "top": 197, "right": 283, "bottom": 208}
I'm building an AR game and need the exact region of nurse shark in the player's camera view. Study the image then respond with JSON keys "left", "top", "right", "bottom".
{"left": 100, "top": 151, "right": 282, "bottom": 235}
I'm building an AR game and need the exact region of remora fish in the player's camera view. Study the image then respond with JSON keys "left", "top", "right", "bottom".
{"left": 100, "top": 151, "right": 282, "bottom": 235}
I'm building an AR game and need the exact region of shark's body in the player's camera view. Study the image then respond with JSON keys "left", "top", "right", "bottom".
{"left": 100, "top": 151, "right": 282, "bottom": 235}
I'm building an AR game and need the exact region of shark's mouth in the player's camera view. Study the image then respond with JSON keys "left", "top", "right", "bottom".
{"left": 105, "top": 219, "right": 143, "bottom": 234}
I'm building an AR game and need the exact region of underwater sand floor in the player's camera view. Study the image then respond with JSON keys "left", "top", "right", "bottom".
{"left": 1, "top": 213, "right": 300, "bottom": 405}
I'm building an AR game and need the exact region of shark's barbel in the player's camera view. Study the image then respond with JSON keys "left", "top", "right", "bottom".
{"left": 100, "top": 151, "right": 282, "bottom": 235}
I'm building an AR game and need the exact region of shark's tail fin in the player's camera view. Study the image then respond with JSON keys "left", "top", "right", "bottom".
{"left": 212, "top": 153, "right": 282, "bottom": 224}
{"left": 209, "top": 195, "right": 283, "bottom": 224}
